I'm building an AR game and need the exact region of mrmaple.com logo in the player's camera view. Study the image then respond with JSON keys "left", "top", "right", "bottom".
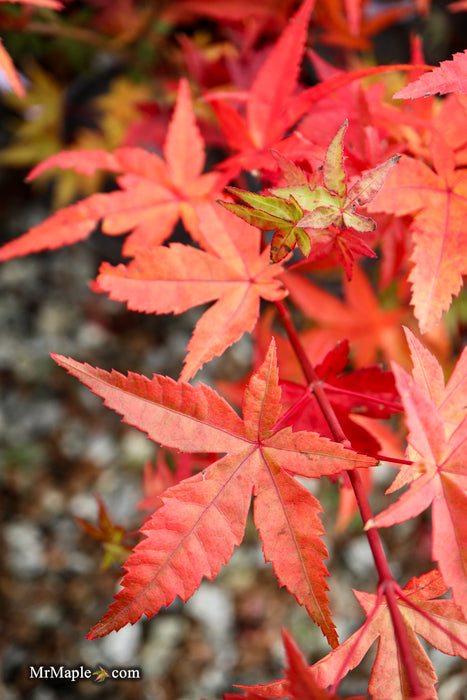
{"left": 29, "top": 665, "right": 141, "bottom": 682}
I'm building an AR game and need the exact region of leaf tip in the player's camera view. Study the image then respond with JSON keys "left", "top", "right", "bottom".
{"left": 86, "top": 619, "right": 107, "bottom": 640}
{"left": 363, "top": 518, "right": 375, "bottom": 531}
{"left": 50, "top": 352, "right": 65, "bottom": 365}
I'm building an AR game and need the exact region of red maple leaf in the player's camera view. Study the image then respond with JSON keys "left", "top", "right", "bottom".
{"left": 0, "top": 79, "right": 222, "bottom": 261}
{"left": 394, "top": 50, "right": 467, "bottom": 99}
{"left": 279, "top": 339, "right": 400, "bottom": 454}
{"left": 280, "top": 628, "right": 368, "bottom": 700}
{"left": 367, "top": 329, "right": 467, "bottom": 618}
{"left": 243, "top": 570, "right": 467, "bottom": 699}
{"left": 208, "top": 0, "right": 316, "bottom": 176}
{"left": 94, "top": 203, "right": 287, "bottom": 379}
{"left": 52, "top": 341, "right": 375, "bottom": 645}
{"left": 367, "top": 132, "right": 467, "bottom": 332}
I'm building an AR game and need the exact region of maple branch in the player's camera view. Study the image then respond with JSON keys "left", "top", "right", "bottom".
{"left": 274, "top": 297, "right": 424, "bottom": 696}
{"left": 274, "top": 300, "right": 392, "bottom": 576}
{"left": 274, "top": 300, "right": 350, "bottom": 446}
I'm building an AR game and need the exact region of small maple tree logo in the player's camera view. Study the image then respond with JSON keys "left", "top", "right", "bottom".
{"left": 92, "top": 666, "right": 109, "bottom": 683}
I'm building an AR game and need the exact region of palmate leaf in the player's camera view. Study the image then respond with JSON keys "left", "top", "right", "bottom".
{"left": 225, "top": 122, "right": 399, "bottom": 267}
{"left": 280, "top": 339, "right": 400, "bottom": 454}
{"left": 402, "top": 327, "right": 467, "bottom": 437}
{"left": 282, "top": 628, "right": 368, "bottom": 700}
{"left": 394, "top": 50, "right": 467, "bottom": 99}
{"left": 95, "top": 203, "right": 287, "bottom": 380}
{"left": 0, "top": 79, "right": 221, "bottom": 262}
{"left": 246, "top": 570, "right": 467, "bottom": 700}
{"left": 221, "top": 187, "right": 310, "bottom": 262}
{"left": 367, "top": 330, "right": 467, "bottom": 618}
{"left": 208, "top": 0, "right": 316, "bottom": 175}
{"left": 367, "top": 133, "right": 467, "bottom": 332}
{"left": 52, "top": 341, "right": 375, "bottom": 646}
{"left": 75, "top": 495, "right": 133, "bottom": 571}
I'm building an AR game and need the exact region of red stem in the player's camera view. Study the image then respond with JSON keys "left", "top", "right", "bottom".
{"left": 274, "top": 298, "right": 422, "bottom": 696}
{"left": 363, "top": 452, "right": 414, "bottom": 466}
{"left": 321, "top": 381, "right": 402, "bottom": 412}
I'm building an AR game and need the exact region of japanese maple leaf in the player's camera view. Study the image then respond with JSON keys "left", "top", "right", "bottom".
{"left": 52, "top": 341, "right": 375, "bottom": 645}
{"left": 92, "top": 666, "right": 109, "bottom": 683}
{"left": 246, "top": 570, "right": 467, "bottom": 700}
{"left": 280, "top": 629, "right": 368, "bottom": 700}
{"left": 367, "top": 330, "right": 467, "bottom": 617}
{"left": 0, "top": 79, "right": 221, "bottom": 262}
{"left": 385, "top": 327, "right": 466, "bottom": 497}
{"left": 394, "top": 50, "right": 467, "bottom": 99}
{"left": 279, "top": 340, "right": 400, "bottom": 454}
{"left": 282, "top": 265, "right": 408, "bottom": 368}
{"left": 75, "top": 494, "right": 134, "bottom": 571}
{"left": 208, "top": 0, "right": 315, "bottom": 175}
{"left": 367, "top": 133, "right": 467, "bottom": 332}
{"left": 312, "top": 0, "right": 415, "bottom": 51}
{"left": 222, "top": 122, "right": 398, "bottom": 268}
{"left": 95, "top": 203, "right": 287, "bottom": 380}
{"left": 221, "top": 185, "right": 313, "bottom": 263}
{"left": 401, "top": 327, "right": 467, "bottom": 437}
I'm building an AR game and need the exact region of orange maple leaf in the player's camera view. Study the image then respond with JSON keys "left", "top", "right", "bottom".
{"left": 367, "top": 330, "right": 467, "bottom": 618}
{"left": 246, "top": 570, "right": 467, "bottom": 699}
{"left": 368, "top": 133, "right": 467, "bottom": 332}
{"left": 282, "top": 265, "right": 408, "bottom": 368}
{"left": 0, "top": 79, "right": 222, "bottom": 261}
{"left": 52, "top": 341, "right": 375, "bottom": 645}
{"left": 95, "top": 203, "right": 287, "bottom": 380}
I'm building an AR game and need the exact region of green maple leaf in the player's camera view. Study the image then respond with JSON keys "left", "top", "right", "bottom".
{"left": 222, "top": 121, "right": 400, "bottom": 264}
{"left": 221, "top": 188, "right": 310, "bottom": 262}
{"left": 93, "top": 666, "right": 109, "bottom": 683}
